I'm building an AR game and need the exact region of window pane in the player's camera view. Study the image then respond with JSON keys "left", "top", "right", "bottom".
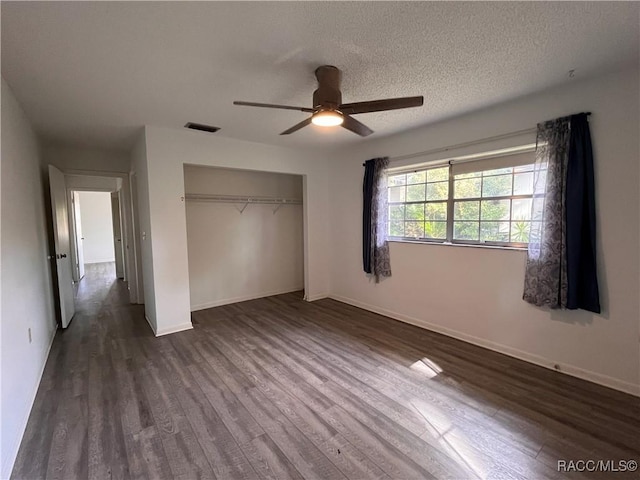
{"left": 512, "top": 198, "right": 532, "bottom": 221}
{"left": 513, "top": 172, "right": 534, "bottom": 195}
{"left": 425, "top": 221, "right": 446, "bottom": 239}
{"left": 510, "top": 221, "right": 531, "bottom": 243}
{"left": 425, "top": 202, "right": 447, "bottom": 221}
{"left": 388, "top": 174, "right": 406, "bottom": 186}
{"left": 532, "top": 197, "right": 545, "bottom": 221}
{"left": 405, "top": 221, "right": 424, "bottom": 238}
{"left": 406, "top": 184, "right": 426, "bottom": 202}
{"left": 454, "top": 178, "right": 481, "bottom": 199}
{"left": 529, "top": 221, "right": 543, "bottom": 242}
{"left": 405, "top": 203, "right": 424, "bottom": 221}
{"left": 426, "top": 182, "right": 448, "bottom": 200}
{"left": 515, "top": 164, "right": 534, "bottom": 173}
{"left": 387, "top": 160, "right": 534, "bottom": 246}
{"left": 480, "top": 222, "right": 510, "bottom": 242}
{"left": 454, "top": 201, "right": 479, "bottom": 221}
{"left": 389, "top": 205, "right": 405, "bottom": 221}
{"left": 534, "top": 169, "right": 548, "bottom": 190}
{"left": 455, "top": 171, "right": 481, "bottom": 180}
{"left": 482, "top": 174, "right": 512, "bottom": 197}
{"left": 406, "top": 171, "right": 426, "bottom": 184}
{"left": 389, "top": 186, "right": 405, "bottom": 202}
{"left": 454, "top": 221, "right": 479, "bottom": 241}
{"left": 481, "top": 200, "right": 510, "bottom": 221}
{"left": 389, "top": 221, "right": 404, "bottom": 237}
{"left": 484, "top": 167, "right": 513, "bottom": 176}
{"left": 427, "top": 167, "right": 448, "bottom": 182}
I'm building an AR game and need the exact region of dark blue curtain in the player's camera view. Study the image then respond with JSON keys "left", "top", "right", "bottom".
{"left": 566, "top": 113, "right": 600, "bottom": 313}
{"left": 362, "top": 157, "right": 391, "bottom": 279}
{"left": 362, "top": 160, "right": 375, "bottom": 274}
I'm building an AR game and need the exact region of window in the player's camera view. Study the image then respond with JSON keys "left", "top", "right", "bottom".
{"left": 387, "top": 151, "right": 537, "bottom": 247}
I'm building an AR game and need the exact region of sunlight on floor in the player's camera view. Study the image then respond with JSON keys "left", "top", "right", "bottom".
{"left": 409, "top": 357, "right": 443, "bottom": 378}
{"left": 410, "top": 398, "right": 488, "bottom": 479}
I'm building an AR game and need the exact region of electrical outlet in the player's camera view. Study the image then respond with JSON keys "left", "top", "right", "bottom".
{"left": 28, "top": 328, "right": 32, "bottom": 343}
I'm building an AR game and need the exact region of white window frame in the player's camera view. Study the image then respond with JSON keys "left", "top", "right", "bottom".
{"left": 387, "top": 147, "right": 537, "bottom": 249}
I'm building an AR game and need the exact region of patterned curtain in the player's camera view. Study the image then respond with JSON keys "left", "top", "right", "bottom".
{"left": 523, "top": 118, "right": 570, "bottom": 308}
{"left": 523, "top": 113, "right": 600, "bottom": 313}
{"left": 363, "top": 157, "right": 391, "bottom": 281}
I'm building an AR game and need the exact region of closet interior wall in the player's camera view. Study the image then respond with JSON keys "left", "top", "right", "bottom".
{"left": 184, "top": 165, "right": 304, "bottom": 311}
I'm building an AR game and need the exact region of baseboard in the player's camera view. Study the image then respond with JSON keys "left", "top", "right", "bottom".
{"left": 144, "top": 313, "right": 192, "bottom": 337}
{"left": 305, "top": 292, "right": 329, "bottom": 302}
{"left": 329, "top": 294, "right": 640, "bottom": 397}
{"left": 155, "top": 322, "right": 193, "bottom": 337}
{"left": 191, "top": 287, "right": 304, "bottom": 312}
{"left": 144, "top": 314, "right": 156, "bottom": 335}
{"left": 2, "top": 327, "right": 58, "bottom": 479}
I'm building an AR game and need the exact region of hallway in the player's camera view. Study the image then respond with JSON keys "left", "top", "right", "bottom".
{"left": 74, "top": 262, "right": 124, "bottom": 314}
{"left": 11, "top": 262, "right": 151, "bottom": 479}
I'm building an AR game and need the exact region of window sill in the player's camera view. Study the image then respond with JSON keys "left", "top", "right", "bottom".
{"left": 387, "top": 239, "right": 527, "bottom": 252}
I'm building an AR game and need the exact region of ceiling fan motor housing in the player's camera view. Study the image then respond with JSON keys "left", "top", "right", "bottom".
{"left": 313, "top": 65, "right": 342, "bottom": 110}
{"left": 233, "top": 64, "right": 423, "bottom": 137}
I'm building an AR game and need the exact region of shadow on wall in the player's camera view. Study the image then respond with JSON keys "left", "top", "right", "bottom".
{"left": 549, "top": 309, "right": 599, "bottom": 326}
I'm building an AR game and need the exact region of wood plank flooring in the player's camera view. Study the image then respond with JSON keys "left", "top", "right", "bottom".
{"left": 11, "top": 262, "right": 640, "bottom": 479}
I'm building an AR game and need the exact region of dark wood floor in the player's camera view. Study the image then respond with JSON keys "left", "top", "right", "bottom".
{"left": 12, "top": 263, "right": 640, "bottom": 479}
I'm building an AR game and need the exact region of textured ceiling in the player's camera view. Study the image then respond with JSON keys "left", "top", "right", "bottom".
{"left": 2, "top": 2, "right": 638, "bottom": 152}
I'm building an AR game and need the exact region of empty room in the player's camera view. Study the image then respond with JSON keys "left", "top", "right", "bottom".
{"left": 1, "top": 2, "right": 639, "bottom": 479}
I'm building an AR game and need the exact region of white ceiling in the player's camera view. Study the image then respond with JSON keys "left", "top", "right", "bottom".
{"left": 2, "top": 2, "right": 638, "bottom": 152}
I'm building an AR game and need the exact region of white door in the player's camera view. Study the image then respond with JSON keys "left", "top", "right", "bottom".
{"left": 73, "top": 191, "right": 86, "bottom": 280}
{"left": 111, "top": 192, "right": 125, "bottom": 279}
{"left": 130, "top": 172, "right": 144, "bottom": 304}
{"left": 49, "top": 165, "right": 76, "bottom": 328}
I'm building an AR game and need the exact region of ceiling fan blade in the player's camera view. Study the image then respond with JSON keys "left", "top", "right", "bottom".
{"left": 280, "top": 117, "right": 313, "bottom": 135}
{"left": 341, "top": 115, "right": 373, "bottom": 137}
{"left": 234, "top": 101, "right": 314, "bottom": 113}
{"left": 339, "top": 96, "right": 424, "bottom": 115}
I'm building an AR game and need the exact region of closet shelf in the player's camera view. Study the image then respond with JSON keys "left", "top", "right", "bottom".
{"left": 184, "top": 193, "right": 302, "bottom": 205}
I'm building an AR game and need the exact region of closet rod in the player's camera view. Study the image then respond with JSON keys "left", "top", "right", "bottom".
{"left": 362, "top": 111, "right": 591, "bottom": 166}
{"left": 184, "top": 193, "right": 302, "bottom": 205}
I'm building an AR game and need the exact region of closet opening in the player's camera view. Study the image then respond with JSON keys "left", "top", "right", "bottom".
{"left": 183, "top": 165, "right": 305, "bottom": 311}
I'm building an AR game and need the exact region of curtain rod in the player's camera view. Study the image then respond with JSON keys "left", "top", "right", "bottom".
{"left": 362, "top": 112, "right": 591, "bottom": 166}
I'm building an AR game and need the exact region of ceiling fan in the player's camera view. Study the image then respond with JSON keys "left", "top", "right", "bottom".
{"left": 233, "top": 65, "right": 424, "bottom": 137}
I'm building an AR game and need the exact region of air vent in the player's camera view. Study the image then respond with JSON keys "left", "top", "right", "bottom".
{"left": 184, "top": 122, "right": 220, "bottom": 133}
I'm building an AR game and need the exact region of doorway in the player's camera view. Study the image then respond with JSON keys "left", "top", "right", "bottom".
{"left": 70, "top": 191, "right": 124, "bottom": 281}
{"left": 47, "top": 167, "right": 139, "bottom": 329}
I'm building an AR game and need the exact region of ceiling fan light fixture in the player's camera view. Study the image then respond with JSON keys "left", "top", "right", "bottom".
{"left": 234, "top": 65, "right": 424, "bottom": 136}
{"left": 311, "top": 110, "right": 344, "bottom": 127}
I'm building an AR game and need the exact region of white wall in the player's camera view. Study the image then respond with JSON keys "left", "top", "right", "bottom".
{"left": 45, "top": 144, "right": 130, "bottom": 173}
{"left": 76, "top": 191, "right": 115, "bottom": 264}
{"left": 185, "top": 166, "right": 304, "bottom": 310}
{"left": 328, "top": 67, "right": 640, "bottom": 395}
{"left": 1, "top": 78, "right": 57, "bottom": 478}
{"left": 138, "top": 126, "right": 330, "bottom": 336}
{"left": 65, "top": 174, "right": 120, "bottom": 192}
